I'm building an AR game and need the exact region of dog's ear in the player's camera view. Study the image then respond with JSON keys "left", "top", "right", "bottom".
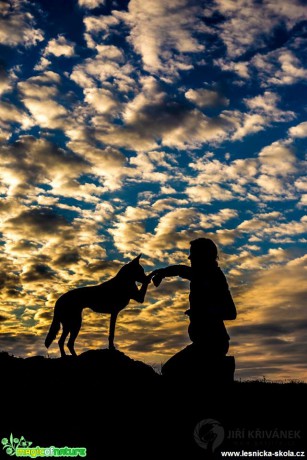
{"left": 132, "top": 254, "right": 142, "bottom": 263}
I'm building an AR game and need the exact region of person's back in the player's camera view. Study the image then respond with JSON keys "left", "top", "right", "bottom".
{"left": 188, "top": 265, "right": 233, "bottom": 355}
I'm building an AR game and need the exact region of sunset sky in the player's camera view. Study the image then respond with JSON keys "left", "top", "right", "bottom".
{"left": 0, "top": 0, "right": 306, "bottom": 381}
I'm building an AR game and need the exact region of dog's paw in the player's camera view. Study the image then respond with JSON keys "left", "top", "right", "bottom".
{"left": 152, "top": 275, "right": 162, "bottom": 287}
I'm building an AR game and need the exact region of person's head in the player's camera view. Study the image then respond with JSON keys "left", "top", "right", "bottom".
{"left": 188, "top": 238, "right": 218, "bottom": 267}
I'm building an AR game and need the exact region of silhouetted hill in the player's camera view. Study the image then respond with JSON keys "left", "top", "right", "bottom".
{"left": 1, "top": 351, "right": 306, "bottom": 459}
{"left": 1, "top": 349, "right": 158, "bottom": 386}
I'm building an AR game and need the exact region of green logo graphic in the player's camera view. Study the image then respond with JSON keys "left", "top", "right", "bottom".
{"left": 1, "top": 434, "right": 87, "bottom": 458}
{"left": 2, "top": 434, "right": 32, "bottom": 456}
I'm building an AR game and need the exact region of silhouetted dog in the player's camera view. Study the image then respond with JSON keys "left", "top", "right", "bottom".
{"left": 45, "top": 255, "right": 151, "bottom": 357}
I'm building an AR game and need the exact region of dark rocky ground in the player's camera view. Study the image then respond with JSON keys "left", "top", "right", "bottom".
{"left": 1, "top": 350, "right": 306, "bottom": 459}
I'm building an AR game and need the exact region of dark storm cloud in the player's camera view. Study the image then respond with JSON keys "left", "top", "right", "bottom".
{"left": 21, "top": 263, "right": 57, "bottom": 282}
{"left": 0, "top": 333, "right": 45, "bottom": 357}
{"left": 230, "top": 323, "right": 287, "bottom": 336}
{"left": 0, "top": 267, "right": 20, "bottom": 291}
{"left": 84, "top": 260, "right": 122, "bottom": 274}
{"left": 0, "top": 333, "right": 38, "bottom": 345}
{"left": 5, "top": 289, "right": 22, "bottom": 298}
{"left": 5, "top": 208, "right": 71, "bottom": 236}
{"left": 35, "top": 310, "right": 52, "bottom": 321}
{"left": 6, "top": 239, "right": 40, "bottom": 253}
{"left": 128, "top": 330, "right": 188, "bottom": 354}
{"left": 53, "top": 250, "right": 81, "bottom": 267}
{"left": 0, "top": 313, "right": 10, "bottom": 322}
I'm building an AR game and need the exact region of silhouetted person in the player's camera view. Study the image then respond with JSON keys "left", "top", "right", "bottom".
{"left": 152, "top": 238, "right": 236, "bottom": 357}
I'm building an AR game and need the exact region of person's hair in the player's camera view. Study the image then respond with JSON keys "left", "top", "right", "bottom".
{"left": 189, "top": 238, "right": 218, "bottom": 264}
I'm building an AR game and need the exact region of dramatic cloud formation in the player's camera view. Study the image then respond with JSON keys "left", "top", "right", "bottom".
{"left": 212, "top": 0, "right": 307, "bottom": 59}
{"left": 0, "top": 0, "right": 306, "bottom": 381}
{"left": 115, "top": 0, "right": 206, "bottom": 76}
{"left": 0, "top": 0, "right": 43, "bottom": 47}
{"left": 185, "top": 88, "right": 229, "bottom": 108}
{"left": 78, "top": 0, "right": 105, "bottom": 8}
{"left": 44, "top": 35, "right": 76, "bottom": 58}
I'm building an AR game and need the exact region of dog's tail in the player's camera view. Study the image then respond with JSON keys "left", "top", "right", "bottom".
{"left": 45, "top": 308, "right": 61, "bottom": 349}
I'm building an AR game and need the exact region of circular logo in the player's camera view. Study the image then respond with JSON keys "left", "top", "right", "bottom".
{"left": 194, "top": 418, "right": 225, "bottom": 452}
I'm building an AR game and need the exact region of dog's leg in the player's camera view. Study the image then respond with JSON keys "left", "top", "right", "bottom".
{"left": 58, "top": 324, "right": 69, "bottom": 358}
{"left": 108, "top": 312, "right": 118, "bottom": 350}
{"left": 67, "top": 316, "right": 82, "bottom": 357}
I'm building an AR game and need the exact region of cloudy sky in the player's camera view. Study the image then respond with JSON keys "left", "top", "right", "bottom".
{"left": 0, "top": 0, "right": 306, "bottom": 381}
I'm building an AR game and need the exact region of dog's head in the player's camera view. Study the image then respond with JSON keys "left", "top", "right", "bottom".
{"left": 127, "top": 254, "right": 148, "bottom": 283}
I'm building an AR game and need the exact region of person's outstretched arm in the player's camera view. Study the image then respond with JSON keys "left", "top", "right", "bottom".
{"left": 151, "top": 265, "right": 192, "bottom": 286}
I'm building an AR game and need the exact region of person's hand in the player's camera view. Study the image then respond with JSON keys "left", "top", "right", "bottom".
{"left": 150, "top": 269, "right": 163, "bottom": 287}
